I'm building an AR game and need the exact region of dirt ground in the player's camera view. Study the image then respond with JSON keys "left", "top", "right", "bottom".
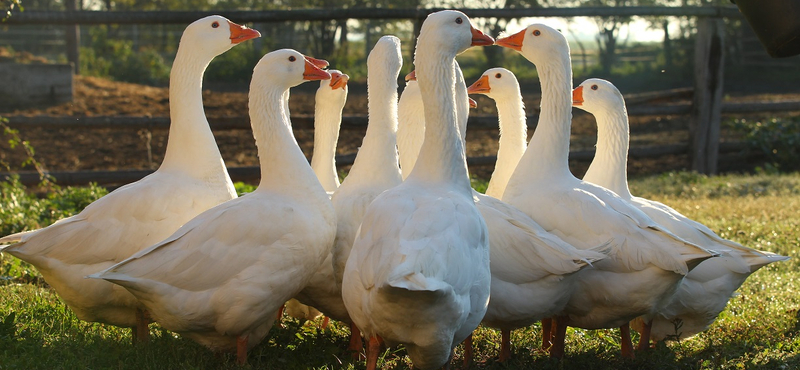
{"left": 0, "top": 75, "right": 794, "bottom": 184}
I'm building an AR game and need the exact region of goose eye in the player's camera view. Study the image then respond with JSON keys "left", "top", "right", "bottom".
{"left": 591, "top": 84, "right": 598, "bottom": 90}
{"left": 533, "top": 30, "right": 541, "bottom": 36}
{"left": 289, "top": 56, "right": 296, "bottom": 62}
{"left": 455, "top": 17, "right": 463, "bottom": 24}
{"left": 211, "top": 21, "right": 219, "bottom": 28}
{"left": 495, "top": 73, "right": 502, "bottom": 79}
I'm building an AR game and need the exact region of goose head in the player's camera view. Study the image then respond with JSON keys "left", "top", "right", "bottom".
{"left": 416, "top": 10, "right": 494, "bottom": 59}
{"left": 467, "top": 67, "right": 522, "bottom": 102}
{"left": 182, "top": 15, "right": 260, "bottom": 59}
{"left": 328, "top": 70, "right": 350, "bottom": 91}
{"left": 573, "top": 78, "right": 626, "bottom": 115}
{"left": 316, "top": 69, "right": 349, "bottom": 105}
{"left": 252, "top": 49, "right": 331, "bottom": 91}
{"left": 369, "top": 35, "right": 403, "bottom": 76}
{"left": 496, "top": 23, "right": 568, "bottom": 65}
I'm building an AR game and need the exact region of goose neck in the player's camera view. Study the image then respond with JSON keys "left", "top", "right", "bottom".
{"left": 250, "top": 87, "right": 320, "bottom": 194}
{"left": 410, "top": 50, "right": 471, "bottom": 191}
{"left": 520, "top": 55, "right": 574, "bottom": 179}
{"left": 487, "top": 97, "right": 527, "bottom": 198}
{"left": 345, "top": 74, "right": 401, "bottom": 185}
{"left": 159, "top": 48, "right": 226, "bottom": 176}
{"left": 311, "top": 99, "right": 343, "bottom": 192}
{"left": 584, "top": 108, "right": 632, "bottom": 199}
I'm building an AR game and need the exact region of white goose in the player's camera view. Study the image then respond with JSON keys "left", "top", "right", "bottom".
{"left": 466, "top": 67, "right": 528, "bottom": 199}
{"left": 331, "top": 35, "right": 404, "bottom": 290}
{"left": 0, "top": 16, "right": 257, "bottom": 341}
{"left": 90, "top": 50, "right": 335, "bottom": 365}
{"left": 573, "top": 77, "right": 789, "bottom": 348}
{"left": 311, "top": 69, "right": 349, "bottom": 194}
{"left": 403, "top": 67, "right": 608, "bottom": 363}
{"left": 281, "top": 69, "right": 349, "bottom": 327}
{"left": 496, "top": 24, "right": 714, "bottom": 359}
{"left": 341, "top": 11, "right": 494, "bottom": 370}
{"left": 317, "top": 37, "right": 404, "bottom": 354}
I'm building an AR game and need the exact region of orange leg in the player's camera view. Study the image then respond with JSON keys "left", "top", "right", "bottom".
{"left": 236, "top": 335, "right": 248, "bottom": 365}
{"left": 462, "top": 333, "right": 473, "bottom": 368}
{"left": 275, "top": 305, "right": 286, "bottom": 329}
{"left": 499, "top": 329, "right": 511, "bottom": 362}
{"left": 133, "top": 308, "right": 150, "bottom": 344}
{"left": 366, "top": 336, "right": 383, "bottom": 370}
{"left": 620, "top": 323, "right": 635, "bottom": 359}
{"left": 636, "top": 319, "right": 652, "bottom": 352}
{"left": 349, "top": 323, "right": 365, "bottom": 360}
{"left": 541, "top": 318, "right": 553, "bottom": 350}
{"left": 549, "top": 316, "right": 568, "bottom": 359}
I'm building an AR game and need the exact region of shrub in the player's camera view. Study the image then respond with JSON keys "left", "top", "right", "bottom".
{"left": 725, "top": 117, "right": 800, "bottom": 172}
{"left": 80, "top": 26, "right": 170, "bottom": 85}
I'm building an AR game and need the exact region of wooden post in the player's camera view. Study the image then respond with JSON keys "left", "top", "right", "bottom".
{"left": 64, "top": 0, "right": 80, "bottom": 75}
{"left": 689, "top": 16, "right": 725, "bottom": 174}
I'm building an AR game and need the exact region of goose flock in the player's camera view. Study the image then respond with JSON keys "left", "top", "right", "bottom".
{"left": 0, "top": 11, "right": 788, "bottom": 370}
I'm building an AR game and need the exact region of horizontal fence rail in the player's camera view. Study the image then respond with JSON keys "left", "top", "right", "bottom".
{"left": 0, "top": 142, "right": 749, "bottom": 187}
{"left": 5, "top": 100, "right": 799, "bottom": 131}
{"left": 3, "top": 6, "right": 744, "bottom": 25}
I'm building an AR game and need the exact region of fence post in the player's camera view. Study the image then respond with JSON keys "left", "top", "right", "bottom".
{"left": 689, "top": 16, "right": 725, "bottom": 174}
{"left": 64, "top": 0, "right": 80, "bottom": 75}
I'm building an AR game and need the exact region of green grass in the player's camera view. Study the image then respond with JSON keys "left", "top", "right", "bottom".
{"left": 2, "top": 172, "right": 799, "bottom": 369}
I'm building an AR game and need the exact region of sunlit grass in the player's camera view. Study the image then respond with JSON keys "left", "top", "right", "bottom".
{"left": 2, "top": 172, "right": 799, "bottom": 369}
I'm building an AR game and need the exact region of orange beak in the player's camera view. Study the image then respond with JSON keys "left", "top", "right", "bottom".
{"left": 471, "top": 26, "right": 495, "bottom": 46}
{"left": 329, "top": 71, "right": 349, "bottom": 90}
{"left": 467, "top": 75, "right": 491, "bottom": 95}
{"left": 228, "top": 21, "right": 261, "bottom": 44}
{"left": 305, "top": 56, "right": 329, "bottom": 70}
{"left": 405, "top": 70, "right": 417, "bottom": 82}
{"left": 468, "top": 97, "right": 478, "bottom": 109}
{"left": 304, "top": 58, "right": 331, "bottom": 81}
{"left": 496, "top": 29, "right": 525, "bottom": 51}
{"left": 572, "top": 86, "right": 584, "bottom": 106}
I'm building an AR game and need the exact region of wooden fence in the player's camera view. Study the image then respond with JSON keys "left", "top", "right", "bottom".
{"left": 2, "top": 5, "right": 795, "bottom": 182}
{"left": 3, "top": 94, "right": 798, "bottom": 187}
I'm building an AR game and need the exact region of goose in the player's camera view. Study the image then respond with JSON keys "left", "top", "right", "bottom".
{"left": 89, "top": 50, "right": 335, "bottom": 365}
{"left": 280, "top": 69, "right": 349, "bottom": 329}
{"left": 403, "top": 67, "right": 608, "bottom": 363}
{"left": 341, "top": 11, "right": 494, "bottom": 370}
{"left": 496, "top": 24, "right": 714, "bottom": 359}
{"left": 311, "top": 69, "right": 349, "bottom": 194}
{"left": 466, "top": 67, "right": 528, "bottom": 199}
{"left": 0, "top": 15, "right": 258, "bottom": 342}
{"left": 573, "top": 77, "right": 789, "bottom": 348}
{"left": 320, "top": 36, "right": 404, "bottom": 355}
{"left": 331, "top": 35, "right": 404, "bottom": 290}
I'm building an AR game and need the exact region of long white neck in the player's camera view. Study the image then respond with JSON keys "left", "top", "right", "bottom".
{"left": 397, "top": 82, "right": 425, "bottom": 179}
{"left": 515, "top": 53, "right": 574, "bottom": 180}
{"left": 410, "top": 45, "right": 472, "bottom": 193}
{"left": 583, "top": 106, "right": 632, "bottom": 199}
{"left": 486, "top": 94, "right": 527, "bottom": 199}
{"left": 311, "top": 91, "right": 343, "bottom": 193}
{"left": 250, "top": 85, "right": 325, "bottom": 196}
{"left": 343, "top": 67, "right": 401, "bottom": 187}
{"left": 454, "top": 63, "right": 469, "bottom": 142}
{"left": 159, "top": 46, "right": 228, "bottom": 179}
